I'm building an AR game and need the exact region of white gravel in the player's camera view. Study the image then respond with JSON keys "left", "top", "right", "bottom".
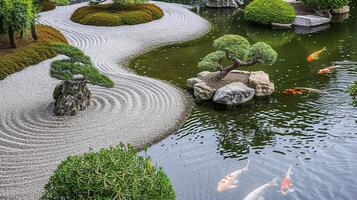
{"left": 0, "top": 1, "right": 209, "bottom": 199}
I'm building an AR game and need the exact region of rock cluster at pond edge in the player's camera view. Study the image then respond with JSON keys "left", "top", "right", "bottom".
{"left": 187, "top": 70, "right": 275, "bottom": 106}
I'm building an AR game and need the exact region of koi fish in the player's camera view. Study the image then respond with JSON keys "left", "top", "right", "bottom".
{"left": 244, "top": 178, "right": 279, "bottom": 200}
{"left": 307, "top": 47, "right": 327, "bottom": 62}
{"left": 217, "top": 160, "right": 249, "bottom": 192}
{"left": 280, "top": 165, "right": 294, "bottom": 195}
{"left": 318, "top": 66, "right": 336, "bottom": 75}
{"left": 283, "top": 87, "right": 321, "bottom": 95}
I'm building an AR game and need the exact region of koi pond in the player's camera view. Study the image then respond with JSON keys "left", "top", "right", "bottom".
{"left": 132, "top": 3, "right": 357, "bottom": 200}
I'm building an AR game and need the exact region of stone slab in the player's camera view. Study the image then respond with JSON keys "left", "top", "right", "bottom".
{"left": 293, "top": 15, "right": 330, "bottom": 27}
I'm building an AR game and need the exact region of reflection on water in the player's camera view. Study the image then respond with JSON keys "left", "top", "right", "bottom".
{"left": 134, "top": 3, "right": 357, "bottom": 200}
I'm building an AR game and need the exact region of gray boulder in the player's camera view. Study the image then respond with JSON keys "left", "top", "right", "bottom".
{"left": 249, "top": 71, "right": 275, "bottom": 97}
{"left": 193, "top": 82, "right": 215, "bottom": 101}
{"left": 53, "top": 79, "right": 92, "bottom": 116}
{"left": 187, "top": 77, "right": 203, "bottom": 89}
{"left": 213, "top": 82, "right": 255, "bottom": 106}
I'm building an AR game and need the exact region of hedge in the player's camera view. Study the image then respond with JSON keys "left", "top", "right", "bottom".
{"left": 301, "top": 0, "right": 349, "bottom": 10}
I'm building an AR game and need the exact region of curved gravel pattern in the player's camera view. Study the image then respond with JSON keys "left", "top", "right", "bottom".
{"left": 0, "top": 1, "right": 209, "bottom": 199}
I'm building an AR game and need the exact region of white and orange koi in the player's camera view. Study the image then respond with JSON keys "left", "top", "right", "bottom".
{"left": 307, "top": 47, "right": 327, "bottom": 62}
{"left": 244, "top": 178, "right": 279, "bottom": 200}
{"left": 217, "top": 160, "right": 249, "bottom": 192}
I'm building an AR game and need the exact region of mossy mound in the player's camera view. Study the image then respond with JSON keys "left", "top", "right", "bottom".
{"left": 71, "top": 3, "right": 164, "bottom": 26}
{"left": 41, "top": 145, "right": 176, "bottom": 200}
{"left": 40, "top": 0, "right": 57, "bottom": 12}
{"left": 245, "top": 0, "right": 296, "bottom": 25}
{"left": 0, "top": 25, "right": 68, "bottom": 80}
{"left": 302, "top": 0, "right": 349, "bottom": 10}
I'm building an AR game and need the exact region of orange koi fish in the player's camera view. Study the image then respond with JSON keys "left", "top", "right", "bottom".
{"left": 307, "top": 47, "right": 327, "bottom": 62}
{"left": 283, "top": 87, "right": 321, "bottom": 95}
{"left": 217, "top": 160, "right": 249, "bottom": 192}
{"left": 318, "top": 66, "right": 336, "bottom": 75}
{"left": 280, "top": 165, "right": 294, "bottom": 195}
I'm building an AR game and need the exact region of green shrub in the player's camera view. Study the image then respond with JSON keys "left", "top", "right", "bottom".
{"left": 348, "top": 81, "right": 357, "bottom": 106}
{"left": 0, "top": 25, "right": 67, "bottom": 80}
{"left": 301, "top": 0, "right": 349, "bottom": 10}
{"left": 245, "top": 0, "right": 296, "bottom": 24}
{"left": 71, "top": 3, "right": 164, "bottom": 26}
{"left": 41, "top": 145, "right": 176, "bottom": 200}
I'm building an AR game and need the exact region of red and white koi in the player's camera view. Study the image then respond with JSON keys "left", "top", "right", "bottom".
{"left": 217, "top": 160, "right": 249, "bottom": 192}
{"left": 280, "top": 165, "right": 294, "bottom": 195}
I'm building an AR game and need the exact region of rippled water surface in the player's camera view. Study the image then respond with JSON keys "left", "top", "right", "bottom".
{"left": 132, "top": 3, "right": 357, "bottom": 200}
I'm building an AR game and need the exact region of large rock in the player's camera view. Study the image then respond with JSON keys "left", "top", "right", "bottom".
{"left": 204, "top": 0, "right": 243, "bottom": 8}
{"left": 213, "top": 82, "right": 255, "bottom": 106}
{"left": 249, "top": 71, "right": 275, "bottom": 97}
{"left": 293, "top": 15, "right": 330, "bottom": 27}
{"left": 332, "top": 6, "right": 350, "bottom": 14}
{"left": 193, "top": 82, "right": 215, "bottom": 101}
{"left": 53, "top": 79, "right": 92, "bottom": 116}
{"left": 187, "top": 77, "right": 203, "bottom": 89}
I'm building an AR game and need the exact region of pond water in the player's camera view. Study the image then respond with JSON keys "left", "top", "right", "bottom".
{"left": 132, "top": 3, "right": 357, "bottom": 200}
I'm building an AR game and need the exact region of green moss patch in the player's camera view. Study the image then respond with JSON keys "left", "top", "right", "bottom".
{"left": 41, "top": 145, "right": 176, "bottom": 200}
{"left": 245, "top": 0, "right": 296, "bottom": 25}
{"left": 0, "top": 25, "right": 68, "bottom": 80}
{"left": 40, "top": 0, "right": 57, "bottom": 12}
{"left": 71, "top": 3, "right": 164, "bottom": 26}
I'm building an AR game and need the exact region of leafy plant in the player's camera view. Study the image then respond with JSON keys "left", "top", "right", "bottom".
{"left": 50, "top": 43, "right": 114, "bottom": 88}
{"left": 0, "top": 0, "right": 36, "bottom": 48}
{"left": 301, "top": 0, "right": 349, "bottom": 10}
{"left": 198, "top": 34, "right": 277, "bottom": 81}
{"left": 244, "top": 0, "right": 296, "bottom": 24}
{"left": 41, "top": 144, "right": 176, "bottom": 200}
{"left": 348, "top": 81, "right": 357, "bottom": 106}
{"left": 71, "top": 3, "right": 163, "bottom": 26}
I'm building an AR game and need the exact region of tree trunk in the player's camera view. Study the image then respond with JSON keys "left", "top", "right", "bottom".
{"left": 20, "top": 31, "right": 24, "bottom": 38}
{"left": 8, "top": 30, "right": 17, "bottom": 49}
{"left": 31, "top": 25, "right": 38, "bottom": 41}
{"left": 209, "top": 61, "right": 240, "bottom": 82}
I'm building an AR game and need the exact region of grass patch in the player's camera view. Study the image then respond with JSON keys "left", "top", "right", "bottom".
{"left": 41, "top": 144, "right": 176, "bottom": 200}
{"left": 71, "top": 3, "right": 164, "bottom": 26}
{"left": 0, "top": 25, "right": 68, "bottom": 80}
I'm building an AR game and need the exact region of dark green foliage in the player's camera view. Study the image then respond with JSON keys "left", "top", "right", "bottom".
{"left": 301, "top": 0, "right": 349, "bottom": 10}
{"left": 0, "top": 0, "right": 36, "bottom": 48}
{"left": 348, "top": 81, "right": 357, "bottom": 106}
{"left": 198, "top": 35, "right": 277, "bottom": 80}
{"left": 41, "top": 145, "right": 176, "bottom": 200}
{"left": 245, "top": 0, "right": 296, "bottom": 24}
{"left": 71, "top": 3, "right": 164, "bottom": 26}
{"left": 0, "top": 25, "right": 67, "bottom": 80}
{"left": 50, "top": 43, "right": 114, "bottom": 88}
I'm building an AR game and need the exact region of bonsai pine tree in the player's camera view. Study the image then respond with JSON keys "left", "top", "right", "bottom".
{"left": 198, "top": 35, "right": 277, "bottom": 81}
{"left": 0, "top": 0, "right": 35, "bottom": 48}
{"left": 50, "top": 43, "right": 114, "bottom": 87}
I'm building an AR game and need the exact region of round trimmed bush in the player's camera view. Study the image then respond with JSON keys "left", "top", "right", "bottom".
{"left": 301, "top": 0, "right": 349, "bottom": 10}
{"left": 71, "top": 3, "right": 164, "bottom": 26}
{"left": 244, "top": 0, "right": 296, "bottom": 24}
{"left": 41, "top": 145, "right": 176, "bottom": 200}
